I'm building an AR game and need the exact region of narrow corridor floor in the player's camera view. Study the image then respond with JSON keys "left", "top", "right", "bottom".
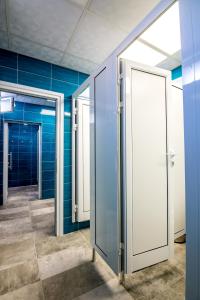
{"left": 0, "top": 186, "right": 185, "bottom": 299}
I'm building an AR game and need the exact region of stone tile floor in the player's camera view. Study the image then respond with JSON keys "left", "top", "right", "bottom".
{"left": 0, "top": 186, "right": 185, "bottom": 299}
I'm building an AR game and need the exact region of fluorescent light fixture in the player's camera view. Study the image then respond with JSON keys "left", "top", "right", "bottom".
{"left": 47, "top": 99, "right": 56, "bottom": 103}
{"left": 140, "top": 2, "right": 181, "bottom": 55}
{"left": 120, "top": 40, "right": 167, "bottom": 66}
{"left": 41, "top": 109, "right": 55, "bottom": 116}
{"left": 64, "top": 112, "right": 71, "bottom": 117}
{"left": 0, "top": 97, "right": 14, "bottom": 113}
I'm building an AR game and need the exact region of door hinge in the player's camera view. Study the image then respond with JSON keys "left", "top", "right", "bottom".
{"left": 117, "top": 102, "right": 123, "bottom": 113}
{"left": 73, "top": 124, "right": 78, "bottom": 131}
{"left": 74, "top": 204, "right": 78, "bottom": 213}
{"left": 74, "top": 204, "right": 78, "bottom": 222}
{"left": 118, "top": 242, "right": 124, "bottom": 256}
{"left": 117, "top": 73, "right": 124, "bottom": 85}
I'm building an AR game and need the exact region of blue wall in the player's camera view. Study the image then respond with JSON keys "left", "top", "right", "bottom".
{"left": 0, "top": 48, "right": 89, "bottom": 233}
{"left": 8, "top": 123, "right": 38, "bottom": 188}
{"left": 1, "top": 100, "right": 56, "bottom": 199}
{"left": 171, "top": 65, "right": 182, "bottom": 80}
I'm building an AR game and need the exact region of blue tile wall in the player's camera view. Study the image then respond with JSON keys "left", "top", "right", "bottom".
{"left": 0, "top": 48, "right": 90, "bottom": 234}
{"left": 1, "top": 100, "right": 56, "bottom": 199}
{"left": 171, "top": 65, "right": 182, "bottom": 80}
{"left": 8, "top": 123, "right": 38, "bottom": 188}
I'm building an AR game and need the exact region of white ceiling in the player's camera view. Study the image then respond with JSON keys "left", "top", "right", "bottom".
{"left": 0, "top": 0, "right": 169, "bottom": 74}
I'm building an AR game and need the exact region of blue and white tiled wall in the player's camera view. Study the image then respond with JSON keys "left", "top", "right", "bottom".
{"left": 8, "top": 122, "right": 38, "bottom": 188}
{"left": 0, "top": 100, "right": 56, "bottom": 199}
{"left": 0, "top": 48, "right": 89, "bottom": 233}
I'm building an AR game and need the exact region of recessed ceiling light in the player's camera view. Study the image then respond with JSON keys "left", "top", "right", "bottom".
{"left": 47, "top": 99, "right": 56, "bottom": 103}
{"left": 120, "top": 40, "right": 167, "bottom": 66}
{"left": 140, "top": 2, "right": 181, "bottom": 55}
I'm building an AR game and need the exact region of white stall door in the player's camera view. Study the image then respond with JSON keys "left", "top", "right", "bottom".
{"left": 72, "top": 98, "right": 90, "bottom": 222}
{"left": 91, "top": 59, "right": 173, "bottom": 276}
{"left": 77, "top": 99, "right": 90, "bottom": 222}
{"left": 172, "top": 85, "right": 185, "bottom": 239}
{"left": 122, "top": 60, "right": 172, "bottom": 273}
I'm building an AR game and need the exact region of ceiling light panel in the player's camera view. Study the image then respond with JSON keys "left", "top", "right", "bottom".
{"left": 120, "top": 40, "right": 167, "bottom": 66}
{"left": 140, "top": 2, "right": 181, "bottom": 55}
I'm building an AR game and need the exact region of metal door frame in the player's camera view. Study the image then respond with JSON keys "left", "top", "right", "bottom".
{"left": 38, "top": 124, "right": 42, "bottom": 200}
{"left": 3, "top": 122, "right": 8, "bottom": 204}
{"left": 0, "top": 81, "right": 64, "bottom": 236}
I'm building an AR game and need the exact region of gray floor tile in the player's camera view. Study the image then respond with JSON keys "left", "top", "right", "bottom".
{"left": 0, "top": 237, "right": 35, "bottom": 269}
{"left": 0, "top": 186, "right": 186, "bottom": 300}
{"left": 42, "top": 260, "right": 114, "bottom": 300}
{"left": 124, "top": 254, "right": 184, "bottom": 300}
{"left": 74, "top": 278, "right": 133, "bottom": 300}
{"left": 0, "top": 281, "right": 44, "bottom": 300}
{"left": 38, "top": 244, "right": 92, "bottom": 279}
{"left": 35, "top": 231, "right": 86, "bottom": 257}
{"left": 31, "top": 206, "right": 54, "bottom": 217}
{"left": 0, "top": 210, "right": 30, "bottom": 221}
{"left": 0, "top": 217, "right": 33, "bottom": 238}
{"left": 80, "top": 228, "right": 90, "bottom": 244}
{"left": 0, "top": 259, "right": 40, "bottom": 295}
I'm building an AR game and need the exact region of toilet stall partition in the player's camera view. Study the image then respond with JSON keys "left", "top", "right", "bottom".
{"left": 89, "top": 57, "right": 174, "bottom": 276}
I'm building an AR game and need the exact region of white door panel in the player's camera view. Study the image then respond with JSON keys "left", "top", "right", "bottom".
{"left": 172, "top": 86, "right": 185, "bottom": 239}
{"left": 122, "top": 60, "right": 172, "bottom": 273}
{"left": 72, "top": 94, "right": 90, "bottom": 223}
{"left": 131, "top": 69, "right": 168, "bottom": 255}
{"left": 77, "top": 100, "right": 90, "bottom": 221}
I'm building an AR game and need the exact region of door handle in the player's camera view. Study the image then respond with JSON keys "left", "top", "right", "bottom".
{"left": 8, "top": 152, "right": 13, "bottom": 170}
{"left": 167, "top": 150, "right": 176, "bottom": 166}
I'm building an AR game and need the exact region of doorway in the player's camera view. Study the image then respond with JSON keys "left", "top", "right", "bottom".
{"left": 3, "top": 121, "right": 42, "bottom": 203}
{"left": 0, "top": 81, "right": 64, "bottom": 236}
{"left": 1, "top": 92, "right": 57, "bottom": 235}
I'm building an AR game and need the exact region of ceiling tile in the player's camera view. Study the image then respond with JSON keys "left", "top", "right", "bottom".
{"left": 157, "top": 57, "right": 181, "bottom": 71}
{"left": 0, "top": 0, "right": 7, "bottom": 31}
{"left": 172, "top": 50, "right": 182, "bottom": 62}
{"left": 10, "top": 35, "right": 64, "bottom": 65}
{"left": 88, "top": 0, "right": 160, "bottom": 32}
{"left": 0, "top": 30, "right": 8, "bottom": 49}
{"left": 69, "top": 0, "right": 89, "bottom": 7}
{"left": 157, "top": 50, "right": 181, "bottom": 71}
{"left": 8, "top": 0, "right": 84, "bottom": 51}
{"left": 61, "top": 52, "right": 98, "bottom": 74}
{"left": 68, "top": 11, "right": 127, "bottom": 64}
